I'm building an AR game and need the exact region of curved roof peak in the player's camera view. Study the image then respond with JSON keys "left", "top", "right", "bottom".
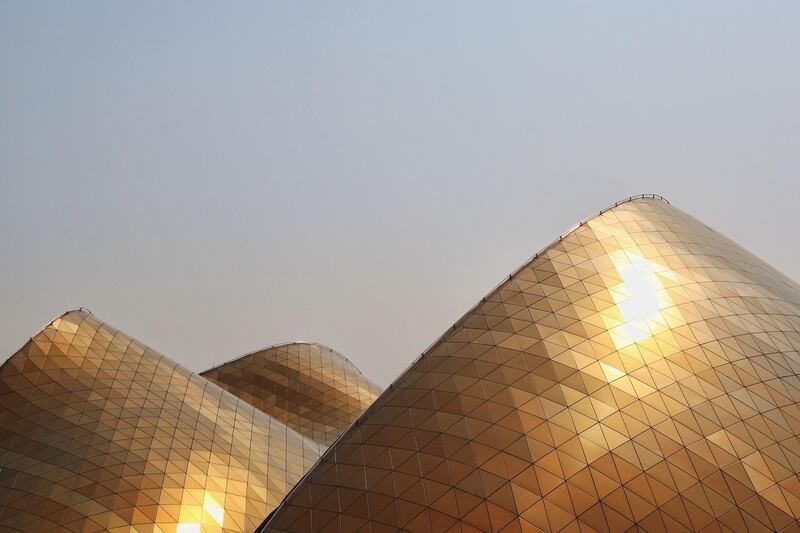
{"left": 0, "top": 310, "right": 322, "bottom": 532}
{"left": 202, "top": 340, "right": 366, "bottom": 375}
{"left": 261, "top": 196, "right": 800, "bottom": 532}
{"left": 201, "top": 341, "right": 381, "bottom": 447}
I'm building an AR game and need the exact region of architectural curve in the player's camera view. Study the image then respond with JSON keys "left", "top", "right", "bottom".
{"left": 0, "top": 310, "right": 323, "bottom": 533}
{"left": 201, "top": 342, "right": 381, "bottom": 447}
{"left": 261, "top": 197, "right": 800, "bottom": 532}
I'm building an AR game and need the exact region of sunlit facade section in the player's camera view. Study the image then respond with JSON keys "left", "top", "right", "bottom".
{"left": 604, "top": 251, "right": 685, "bottom": 350}
{"left": 202, "top": 343, "right": 381, "bottom": 447}
{"left": 0, "top": 310, "right": 322, "bottom": 533}
{"left": 261, "top": 197, "right": 800, "bottom": 532}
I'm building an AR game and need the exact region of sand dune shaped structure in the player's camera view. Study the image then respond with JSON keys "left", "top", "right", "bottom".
{"left": 260, "top": 196, "right": 800, "bottom": 533}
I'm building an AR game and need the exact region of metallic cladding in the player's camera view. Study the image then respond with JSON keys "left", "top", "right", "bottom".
{"left": 201, "top": 343, "right": 381, "bottom": 448}
{"left": 0, "top": 311, "right": 323, "bottom": 533}
{"left": 261, "top": 197, "right": 800, "bottom": 532}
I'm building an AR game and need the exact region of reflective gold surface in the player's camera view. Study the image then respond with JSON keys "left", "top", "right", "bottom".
{"left": 0, "top": 310, "right": 323, "bottom": 532}
{"left": 201, "top": 343, "right": 381, "bottom": 447}
{"left": 262, "top": 198, "right": 800, "bottom": 532}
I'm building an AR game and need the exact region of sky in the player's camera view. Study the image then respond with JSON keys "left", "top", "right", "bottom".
{"left": 1, "top": 1, "right": 799, "bottom": 387}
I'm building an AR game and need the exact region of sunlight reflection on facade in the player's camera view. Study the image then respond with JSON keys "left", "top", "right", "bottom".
{"left": 176, "top": 491, "right": 226, "bottom": 532}
{"left": 606, "top": 251, "right": 681, "bottom": 350}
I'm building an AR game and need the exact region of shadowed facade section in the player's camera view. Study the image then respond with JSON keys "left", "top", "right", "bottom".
{"left": 261, "top": 197, "right": 800, "bottom": 533}
{"left": 201, "top": 343, "right": 381, "bottom": 448}
{"left": 0, "top": 310, "right": 323, "bottom": 533}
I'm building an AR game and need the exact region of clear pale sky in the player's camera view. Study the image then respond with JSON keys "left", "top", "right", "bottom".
{"left": 1, "top": 2, "right": 798, "bottom": 386}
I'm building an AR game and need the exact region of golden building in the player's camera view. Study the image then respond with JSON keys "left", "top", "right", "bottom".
{"left": 0, "top": 310, "right": 326, "bottom": 533}
{"left": 261, "top": 196, "right": 800, "bottom": 532}
{"left": 2, "top": 196, "right": 799, "bottom": 533}
{"left": 201, "top": 343, "right": 381, "bottom": 447}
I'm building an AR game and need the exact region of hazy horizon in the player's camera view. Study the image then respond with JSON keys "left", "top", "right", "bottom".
{"left": 2, "top": 2, "right": 799, "bottom": 386}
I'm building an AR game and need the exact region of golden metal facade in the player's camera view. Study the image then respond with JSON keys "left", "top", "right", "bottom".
{"left": 262, "top": 198, "right": 800, "bottom": 532}
{"left": 201, "top": 343, "right": 381, "bottom": 447}
{"left": 0, "top": 310, "right": 323, "bottom": 533}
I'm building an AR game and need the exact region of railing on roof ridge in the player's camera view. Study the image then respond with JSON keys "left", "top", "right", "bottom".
{"left": 606, "top": 193, "right": 669, "bottom": 212}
